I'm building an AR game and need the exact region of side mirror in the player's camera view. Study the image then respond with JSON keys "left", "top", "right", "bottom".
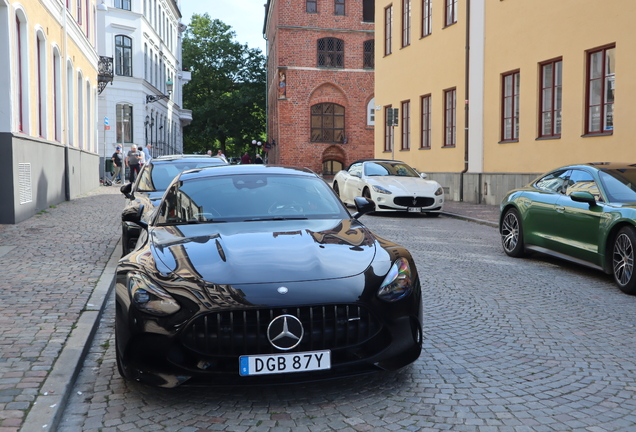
{"left": 122, "top": 204, "right": 148, "bottom": 229}
{"left": 120, "top": 182, "right": 134, "bottom": 200}
{"left": 570, "top": 191, "right": 596, "bottom": 205}
{"left": 352, "top": 196, "right": 376, "bottom": 219}
{"left": 419, "top": 172, "right": 428, "bottom": 179}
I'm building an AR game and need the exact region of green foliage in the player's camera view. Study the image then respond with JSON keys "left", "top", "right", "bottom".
{"left": 182, "top": 14, "right": 266, "bottom": 158}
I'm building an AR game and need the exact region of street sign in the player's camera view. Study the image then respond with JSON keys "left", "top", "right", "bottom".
{"left": 105, "top": 126, "right": 111, "bottom": 130}
{"left": 104, "top": 117, "right": 109, "bottom": 126}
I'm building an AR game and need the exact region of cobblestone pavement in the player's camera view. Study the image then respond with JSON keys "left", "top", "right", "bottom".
{"left": 0, "top": 186, "right": 124, "bottom": 432}
{"left": 58, "top": 211, "right": 636, "bottom": 432}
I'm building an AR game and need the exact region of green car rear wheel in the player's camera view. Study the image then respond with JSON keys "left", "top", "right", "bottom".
{"left": 613, "top": 226, "right": 636, "bottom": 295}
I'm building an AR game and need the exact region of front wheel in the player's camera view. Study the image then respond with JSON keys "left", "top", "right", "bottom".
{"left": 362, "top": 188, "right": 376, "bottom": 213}
{"left": 333, "top": 182, "right": 340, "bottom": 197}
{"left": 613, "top": 226, "right": 636, "bottom": 295}
{"left": 501, "top": 208, "right": 525, "bottom": 257}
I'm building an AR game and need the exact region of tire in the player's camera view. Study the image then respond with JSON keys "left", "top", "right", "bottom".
{"left": 115, "top": 339, "right": 127, "bottom": 379}
{"left": 121, "top": 226, "right": 130, "bottom": 257}
{"left": 501, "top": 208, "right": 525, "bottom": 257}
{"left": 333, "top": 182, "right": 340, "bottom": 197}
{"left": 613, "top": 226, "right": 636, "bottom": 295}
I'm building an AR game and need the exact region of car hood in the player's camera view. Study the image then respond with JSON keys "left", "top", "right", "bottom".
{"left": 367, "top": 176, "right": 439, "bottom": 194}
{"left": 149, "top": 219, "right": 377, "bottom": 285}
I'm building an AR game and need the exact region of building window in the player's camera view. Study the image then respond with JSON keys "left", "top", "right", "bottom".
{"left": 323, "top": 160, "right": 343, "bottom": 176}
{"left": 586, "top": 45, "right": 615, "bottom": 134}
{"left": 363, "top": 0, "right": 374, "bottom": 22}
{"left": 384, "top": 6, "right": 392, "bottom": 56}
{"left": 444, "top": 88, "right": 456, "bottom": 147}
{"left": 115, "top": 35, "right": 133, "bottom": 76}
{"left": 422, "top": 0, "right": 432, "bottom": 37}
{"left": 317, "top": 38, "right": 344, "bottom": 68}
{"left": 335, "top": 0, "right": 345, "bottom": 15}
{"left": 311, "top": 103, "right": 345, "bottom": 142}
{"left": 77, "top": 0, "right": 82, "bottom": 24}
{"left": 367, "top": 98, "right": 375, "bottom": 126}
{"left": 401, "top": 101, "right": 410, "bottom": 150}
{"left": 16, "top": 16, "right": 25, "bottom": 133}
{"left": 445, "top": 0, "right": 457, "bottom": 26}
{"left": 501, "top": 71, "right": 520, "bottom": 141}
{"left": 539, "top": 59, "right": 562, "bottom": 138}
{"left": 37, "top": 35, "right": 45, "bottom": 138}
{"left": 116, "top": 104, "right": 133, "bottom": 143}
{"left": 384, "top": 106, "right": 393, "bottom": 151}
{"left": 363, "top": 39, "right": 374, "bottom": 68}
{"left": 307, "top": 0, "right": 317, "bottom": 13}
{"left": 115, "top": 0, "right": 131, "bottom": 11}
{"left": 402, "top": 0, "right": 411, "bottom": 47}
{"left": 144, "top": 44, "right": 148, "bottom": 81}
{"left": 420, "top": 94, "right": 431, "bottom": 149}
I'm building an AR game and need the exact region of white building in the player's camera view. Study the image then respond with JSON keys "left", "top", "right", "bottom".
{"left": 98, "top": 0, "right": 192, "bottom": 171}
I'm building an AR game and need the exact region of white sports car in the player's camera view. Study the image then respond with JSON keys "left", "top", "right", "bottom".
{"left": 332, "top": 159, "right": 445, "bottom": 216}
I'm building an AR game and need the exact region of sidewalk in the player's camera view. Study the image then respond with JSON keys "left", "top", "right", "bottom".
{"left": 1, "top": 187, "right": 499, "bottom": 432}
{"left": 441, "top": 200, "right": 500, "bottom": 227}
{"left": 0, "top": 185, "right": 123, "bottom": 432}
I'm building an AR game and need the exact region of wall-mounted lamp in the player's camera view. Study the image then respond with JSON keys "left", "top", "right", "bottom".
{"left": 146, "top": 79, "right": 174, "bottom": 103}
{"left": 97, "top": 0, "right": 108, "bottom": 11}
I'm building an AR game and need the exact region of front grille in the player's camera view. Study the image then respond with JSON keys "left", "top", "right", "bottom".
{"left": 393, "top": 196, "right": 435, "bottom": 207}
{"left": 180, "top": 305, "right": 382, "bottom": 357}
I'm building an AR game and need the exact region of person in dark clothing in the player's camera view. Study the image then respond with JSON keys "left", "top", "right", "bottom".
{"left": 125, "top": 145, "right": 142, "bottom": 183}
{"left": 111, "top": 146, "right": 124, "bottom": 184}
{"left": 254, "top": 153, "right": 264, "bottom": 164}
{"left": 241, "top": 152, "right": 252, "bottom": 164}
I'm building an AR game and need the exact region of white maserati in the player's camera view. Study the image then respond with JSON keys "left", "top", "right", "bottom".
{"left": 332, "top": 159, "right": 444, "bottom": 216}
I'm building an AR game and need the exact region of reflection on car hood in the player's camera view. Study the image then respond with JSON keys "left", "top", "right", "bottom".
{"left": 149, "top": 219, "right": 376, "bottom": 285}
{"left": 368, "top": 176, "right": 439, "bottom": 193}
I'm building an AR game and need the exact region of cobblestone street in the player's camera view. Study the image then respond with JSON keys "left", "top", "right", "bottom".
{"left": 58, "top": 211, "right": 636, "bottom": 432}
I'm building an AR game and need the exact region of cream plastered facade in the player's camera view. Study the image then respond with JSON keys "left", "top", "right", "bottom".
{"left": 375, "top": 0, "right": 636, "bottom": 203}
{"left": 11, "top": 0, "right": 99, "bottom": 149}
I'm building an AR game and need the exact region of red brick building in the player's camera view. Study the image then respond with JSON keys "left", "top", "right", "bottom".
{"left": 263, "top": 0, "right": 376, "bottom": 176}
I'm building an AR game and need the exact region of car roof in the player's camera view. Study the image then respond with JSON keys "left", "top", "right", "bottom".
{"left": 547, "top": 162, "right": 636, "bottom": 173}
{"left": 150, "top": 154, "right": 227, "bottom": 164}
{"left": 177, "top": 164, "right": 319, "bottom": 181}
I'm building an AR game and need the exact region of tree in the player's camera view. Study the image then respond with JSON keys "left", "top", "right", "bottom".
{"left": 182, "top": 14, "right": 266, "bottom": 157}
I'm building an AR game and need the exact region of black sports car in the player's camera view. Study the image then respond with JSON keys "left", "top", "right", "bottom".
{"left": 120, "top": 155, "right": 227, "bottom": 256}
{"left": 115, "top": 165, "right": 422, "bottom": 387}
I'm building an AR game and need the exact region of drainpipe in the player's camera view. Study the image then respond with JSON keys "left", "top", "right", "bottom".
{"left": 63, "top": 7, "right": 71, "bottom": 201}
{"left": 460, "top": 0, "right": 470, "bottom": 202}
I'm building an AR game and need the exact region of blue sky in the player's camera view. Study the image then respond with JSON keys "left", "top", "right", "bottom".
{"left": 179, "top": 0, "right": 268, "bottom": 53}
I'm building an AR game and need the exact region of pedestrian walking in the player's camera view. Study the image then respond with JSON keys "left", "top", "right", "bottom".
{"left": 143, "top": 143, "right": 152, "bottom": 164}
{"left": 241, "top": 152, "right": 252, "bottom": 164}
{"left": 111, "top": 146, "right": 124, "bottom": 184}
{"left": 217, "top": 149, "right": 228, "bottom": 163}
{"left": 125, "top": 145, "right": 142, "bottom": 183}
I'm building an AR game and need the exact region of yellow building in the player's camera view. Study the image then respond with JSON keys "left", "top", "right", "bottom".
{"left": 0, "top": 0, "right": 103, "bottom": 223}
{"left": 375, "top": 0, "right": 633, "bottom": 204}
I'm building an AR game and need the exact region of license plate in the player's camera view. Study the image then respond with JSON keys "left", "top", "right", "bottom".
{"left": 239, "top": 350, "right": 331, "bottom": 376}
{"left": 407, "top": 207, "right": 422, "bottom": 213}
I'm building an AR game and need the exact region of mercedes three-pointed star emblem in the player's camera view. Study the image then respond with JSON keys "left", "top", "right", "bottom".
{"left": 267, "top": 314, "right": 304, "bottom": 350}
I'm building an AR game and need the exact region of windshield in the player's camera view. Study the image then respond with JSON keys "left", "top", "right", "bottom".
{"left": 364, "top": 162, "right": 419, "bottom": 177}
{"left": 155, "top": 174, "right": 349, "bottom": 224}
{"left": 136, "top": 160, "right": 226, "bottom": 192}
{"left": 599, "top": 168, "right": 636, "bottom": 203}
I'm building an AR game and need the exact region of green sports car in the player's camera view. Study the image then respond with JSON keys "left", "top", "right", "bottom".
{"left": 500, "top": 162, "right": 636, "bottom": 295}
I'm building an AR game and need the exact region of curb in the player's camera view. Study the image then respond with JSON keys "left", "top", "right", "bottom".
{"left": 441, "top": 211, "right": 499, "bottom": 229}
{"left": 21, "top": 240, "right": 121, "bottom": 432}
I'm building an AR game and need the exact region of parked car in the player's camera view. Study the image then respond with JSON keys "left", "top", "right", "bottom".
{"left": 332, "top": 159, "right": 444, "bottom": 216}
{"left": 500, "top": 162, "right": 636, "bottom": 295}
{"left": 115, "top": 164, "right": 422, "bottom": 387}
{"left": 119, "top": 154, "right": 227, "bottom": 256}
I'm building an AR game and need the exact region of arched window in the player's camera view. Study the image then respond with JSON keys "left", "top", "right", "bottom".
{"left": 115, "top": 35, "right": 132, "bottom": 76}
{"left": 77, "top": 71, "right": 84, "bottom": 148}
{"left": 322, "top": 160, "right": 343, "bottom": 176}
{"left": 311, "top": 103, "right": 345, "bottom": 143}
{"left": 116, "top": 103, "right": 133, "bottom": 143}
{"left": 317, "top": 38, "right": 344, "bottom": 68}
{"left": 53, "top": 47, "right": 62, "bottom": 142}
{"left": 37, "top": 32, "right": 47, "bottom": 138}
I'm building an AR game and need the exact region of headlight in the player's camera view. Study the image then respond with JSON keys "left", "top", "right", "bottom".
{"left": 372, "top": 185, "right": 392, "bottom": 195}
{"left": 128, "top": 272, "right": 181, "bottom": 316}
{"left": 377, "top": 257, "right": 412, "bottom": 302}
{"left": 434, "top": 186, "right": 444, "bottom": 196}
